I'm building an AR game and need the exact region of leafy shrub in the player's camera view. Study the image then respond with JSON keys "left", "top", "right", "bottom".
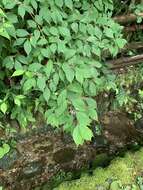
{"left": 0, "top": 0, "right": 129, "bottom": 145}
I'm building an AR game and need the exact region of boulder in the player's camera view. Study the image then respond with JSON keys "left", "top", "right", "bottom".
{"left": 0, "top": 112, "right": 142, "bottom": 190}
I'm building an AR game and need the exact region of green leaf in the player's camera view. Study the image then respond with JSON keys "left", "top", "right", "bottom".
{"left": 137, "top": 16, "right": 142, "bottom": 23}
{"left": 89, "top": 82, "right": 97, "bottom": 96}
{"left": 31, "top": 0, "right": 38, "bottom": 10}
{"left": 65, "top": 49, "right": 76, "bottom": 60}
{"left": 59, "top": 69, "right": 65, "bottom": 81}
{"left": 90, "top": 67, "right": 99, "bottom": 78}
{"left": 71, "top": 23, "right": 78, "bottom": 33}
{"left": 71, "top": 98, "right": 86, "bottom": 111}
{"left": 24, "top": 40, "right": 32, "bottom": 55}
{"left": 34, "top": 30, "right": 40, "bottom": 41}
{"left": 38, "top": 38, "right": 47, "bottom": 45}
{"left": 16, "top": 29, "right": 29, "bottom": 37}
{"left": 85, "top": 98, "right": 97, "bottom": 109}
{"left": 23, "top": 78, "right": 36, "bottom": 91}
{"left": 0, "top": 102, "right": 7, "bottom": 114}
{"left": 37, "top": 76, "right": 46, "bottom": 92}
{"left": 0, "top": 147, "right": 5, "bottom": 159}
{"left": 41, "top": 48, "right": 51, "bottom": 58}
{"left": 94, "top": 26, "right": 102, "bottom": 39}
{"left": 55, "top": 0, "right": 63, "bottom": 8}
{"left": 3, "top": 1, "right": 17, "bottom": 9}
{"left": 6, "top": 24, "right": 16, "bottom": 38}
{"left": 16, "top": 95, "right": 25, "bottom": 99}
{"left": 79, "top": 125, "right": 93, "bottom": 141}
{"left": 59, "top": 27, "right": 71, "bottom": 37}
{"left": 27, "top": 20, "right": 37, "bottom": 28}
{"left": 14, "top": 38, "right": 26, "bottom": 46}
{"left": 50, "top": 43, "right": 57, "bottom": 53}
{"left": 18, "top": 5, "right": 26, "bottom": 18}
{"left": 116, "top": 38, "right": 127, "bottom": 49}
{"left": 109, "top": 45, "right": 118, "bottom": 57}
{"left": 139, "top": 90, "right": 143, "bottom": 98}
{"left": 43, "top": 60, "right": 53, "bottom": 78}
{"left": 28, "top": 63, "right": 42, "bottom": 72}
{"left": 55, "top": 101, "right": 67, "bottom": 116}
{"left": 104, "top": 28, "right": 114, "bottom": 38}
{"left": 75, "top": 68, "right": 84, "bottom": 84}
{"left": 83, "top": 66, "right": 93, "bottom": 78}
{"left": 92, "top": 46, "right": 101, "bottom": 57}
{"left": 76, "top": 112, "right": 91, "bottom": 126}
{"left": 79, "top": 23, "right": 87, "bottom": 34}
{"left": 57, "top": 89, "right": 67, "bottom": 106}
{"left": 35, "top": 15, "right": 43, "bottom": 25}
{"left": 30, "top": 37, "right": 37, "bottom": 48}
{"left": 94, "top": 61, "right": 102, "bottom": 68}
{"left": 49, "top": 26, "right": 59, "bottom": 36}
{"left": 0, "top": 8, "right": 6, "bottom": 17}
{"left": 25, "top": 71, "right": 34, "bottom": 78}
{"left": 14, "top": 98, "right": 21, "bottom": 106}
{"left": 62, "top": 64, "right": 74, "bottom": 83}
{"left": 0, "top": 28, "right": 10, "bottom": 40}
{"left": 43, "top": 87, "right": 50, "bottom": 103}
{"left": 12, "top": 70, "right": 25, "bottom": 77}
{"left": 53, "top": 72, "right": 59, "bottom": 85}
{"left": 88, "top": 109, "right": 98, "bottom": 121}
{"left": 57, "top": 40, "right": 66, "bottom": 53}
{"left": 0, "top": 143, "right": 9, "bottom": 159}
{"left": 3, "top": 56, "right": 14, "bottom": 69}
{"left": 65, "top": 0, "right": 73, "bottom": 10}
{"left": 110, "top": 181, "right": 121, "bottom": 190}
{"left": 73, "top": 126, "right": 84, "bottom": 145}
{"left": 50, "top": 11, "right": 58, "bottom": 24}
{"left": 30, "top": 38, "right": 36, "bottom": 48}
{"left": 46, "top": 112, "right": 59, "bottom": 127}
{"left": 67, "top": 82, "right": 82, "bottom": 94}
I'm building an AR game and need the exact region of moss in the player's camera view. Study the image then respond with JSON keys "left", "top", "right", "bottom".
{"left": 55, "top": 148, "right": 143, "bottom": 190}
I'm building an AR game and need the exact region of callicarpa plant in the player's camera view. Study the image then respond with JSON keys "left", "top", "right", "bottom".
{"left": 0, "top": 0, "right": 128, "bottom": 145}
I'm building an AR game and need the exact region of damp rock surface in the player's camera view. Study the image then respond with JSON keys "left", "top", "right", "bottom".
{"left": 0, "top": 112, "right": 142, "bottom": 190}
{"left": 55, "top": 148, "right": 143, "bottom": 190}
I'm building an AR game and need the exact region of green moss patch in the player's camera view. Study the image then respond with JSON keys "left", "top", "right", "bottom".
{"left": 55, "top": 148, "right": 143, "bottom": 190}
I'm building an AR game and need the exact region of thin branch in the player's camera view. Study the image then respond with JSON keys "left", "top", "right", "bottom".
{"left": 113, "top": 13, "right": 143, "bottom": 24}
{"left": 124, "top": 24, "right": 143, "bottom": 32}
{"left": 107, "top": 54, "right": 143, "bottom": 69}
{"left": 125, "top": 42, "right": 143, "bottom": 50}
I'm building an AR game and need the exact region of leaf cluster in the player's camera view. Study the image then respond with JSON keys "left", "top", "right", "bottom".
{"left": 0, "top": 0, "right": 128, "bottom": 145}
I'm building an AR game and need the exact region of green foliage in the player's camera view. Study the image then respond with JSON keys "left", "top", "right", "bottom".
{"left": 113, "top": 66, "right": 143, "bottom": 120}
{"left": 0, "top": 143, "right": 10, "bottom": 159}
{"left": 0, "top": 0, "right": 139, "bottom": 145}
{"left": 130, "top": 2, "right": 143, "bottom": 23}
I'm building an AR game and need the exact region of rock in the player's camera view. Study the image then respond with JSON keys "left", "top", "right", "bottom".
{"left": 134, "top": 117, "right": 143, "bottom": 133}
{"left": 56, "top": 148, "right": 143, "bottom": 190}
{"left": 0, "top": 111, "right": 142, "bottom": 189}
{"left": 0, "top": 126, "right": 96, "bottom": 190}
{"left": 0, "top": 149, "right": 21, "bottom": 170}
{"left": 101, "top": 111, "right": 138, "bottom": 151}
{"left": 53, "top": 148, "right": 76, "bottom": 164}
{"left": 18, "top": 161, "right": 44, "bottom": 179}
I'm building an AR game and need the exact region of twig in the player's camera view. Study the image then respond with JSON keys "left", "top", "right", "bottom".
{"left": 107, "top": 54, "right": 143, "bottom": 69}
{"left": 125, "top": 42, "right": 143, "bottom": 50}
{"left": 124, "top": 24, "right": 143, "bottom": 32}
{"left": 113, "top": 13, "right": 143, "bottom": 24}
